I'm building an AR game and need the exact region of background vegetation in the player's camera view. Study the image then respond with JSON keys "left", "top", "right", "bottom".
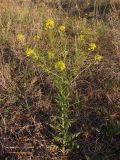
{"left": 0, "top": 0, "right": 120, "bottom": 159}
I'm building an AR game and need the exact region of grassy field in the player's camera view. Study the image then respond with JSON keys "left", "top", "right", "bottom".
{"left": 0, "top": 0, "right": 120, "bottom": 159}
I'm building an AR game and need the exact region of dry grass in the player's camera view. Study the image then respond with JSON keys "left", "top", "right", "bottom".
{"left": 0, "top": 0, "right": 120, "bottom": 160}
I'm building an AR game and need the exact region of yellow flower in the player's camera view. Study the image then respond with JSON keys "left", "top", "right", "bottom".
{"left": 45, "top": 19, "right": 55, "bottom": 30}
{"left": 16, "top": 34, "right": 25, "bottom": 42}
{"left": 88, "top": 43, "right": 96, "bottom": 51}
{"left": 33, "top": 35, "right": 40, "bottom": 41}
{"left": 47, "top": 51, "right": 55, "bottom": 59}
{"left": 94, "top": 54, "right": 103, "bottom": 64}
{"left": 55, "top": 61, "right": 66, "bottom": 71}
{"left": 25, "top": 48, "right": 38, "bottom": 60}
{"left": 59, "top": 25, "right": 65, "bottom": 32}
{"left": 79, "top": 34, "right": 85, "bottom": 42}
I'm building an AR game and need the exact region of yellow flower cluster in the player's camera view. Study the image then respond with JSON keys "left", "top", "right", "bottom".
{"left": 94, "top": 54, "right": 103, "bottom": 64}
{"left": 25, "top": 48, "right": 38, "bottom": 60}
{"left": 59, "top": 25, "right": 65, "bottom": 32}
{"left": 55, "top": 61, "right": 66, "bottom": 72}
{"left": 79, "top": 34, "right": 85, "bottom": 42}
{"left": 45, "top": 19, "right": 55, "bottom": 30}
{"left": 16, "top": 34, "right": 25, "bottom": 42}
{"left": 47, "top": 51, "right": 55, "bottom": 59}
{"left": 33, "top": 35, "right": 40, "bottom": 41}
{"left": 88, "top": 43, "right": 96, "bottom": 51}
